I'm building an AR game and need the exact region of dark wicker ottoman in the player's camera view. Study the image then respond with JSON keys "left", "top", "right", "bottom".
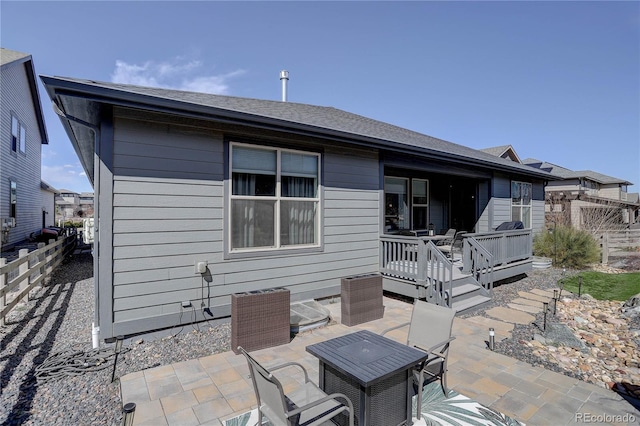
{"left": 341, "top": 274, "right": 384, "bottom": 326}
{"left": 231, "top": 287, "right": 290, "bottom": 354}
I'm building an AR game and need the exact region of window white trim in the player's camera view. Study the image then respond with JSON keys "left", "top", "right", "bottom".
{"left": 411, "top": 178, "right": 429, "bottom": 230}
{"left": 10, "top": 114, "right": 26, "bottom": 154}
{"left": 511, "top": 180, "right": 532, "bottom": 228}
{"left": 384, "top": 176, "right": 409, "bottom": 231}
{"left": 11, "top": 115, "right": 19, "bottom": 153}
{"left": 10, "top": 180, "right": 17, "bottom": 221}
{"left": 19, "top": 123, "right": 26, "bottom": 153}
{"left": 229, "top": 142, "right": 321, "bottom": 253}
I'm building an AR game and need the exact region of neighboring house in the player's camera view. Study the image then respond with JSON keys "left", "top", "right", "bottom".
{"left": 479, "top": 144, "right": 522, "bottom": 163}
{"left": 0, "top": 48, "right": 48, "bottom": 249}
{"left": 55, "top": 189, "right": 94, "bottom": 221}
{"left": 481, "top": 145, "right": 639, "bottom": 231}
{"left": 79, "top": 192, "right": 94, "bottom": 217}
{"left": 523, "top": 159, "right": 639, "bottom": 232}
{"left": 40, "top": 180, "right": 58, "bottom": 228}
{"left": 55, "top": 189, "right": 79, "bottom": 222}
{"left": 42, "top": 76, "right": 555, "bottom": 339}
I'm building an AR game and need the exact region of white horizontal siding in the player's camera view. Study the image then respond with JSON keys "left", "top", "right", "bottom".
{"left": 0, "top": 60, "right": 44, "bottom": 245}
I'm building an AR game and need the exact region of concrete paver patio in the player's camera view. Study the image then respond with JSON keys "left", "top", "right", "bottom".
{"left": 120, "top": 296, "right": 638, "bottom": 425}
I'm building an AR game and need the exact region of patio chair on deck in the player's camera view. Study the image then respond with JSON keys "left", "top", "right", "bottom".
{"left": 381, "top": 300, "right": 456, "bottom": 420}
{"left": 435, "top": 228, "right": 456, "bottom": 246}
{"left": 238, "top": 346, "right": 355, "bottom": 426}
{"left": 438, "top": 231, "right": 466, "bottom": 260}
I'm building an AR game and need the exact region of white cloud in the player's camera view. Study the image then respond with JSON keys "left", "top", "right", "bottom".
{"left": 42, "top": 164, "right": 90, "bottom": 192}
{"left": 111, "top": 58, "right": 245, "bottom": 95}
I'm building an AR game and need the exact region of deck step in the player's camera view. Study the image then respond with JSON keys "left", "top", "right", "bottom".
{"left": 451, "top": 283, "right": 483, "bottom": 297}
{"left": 452, "top": 294, "right": 492, "bottom": 314}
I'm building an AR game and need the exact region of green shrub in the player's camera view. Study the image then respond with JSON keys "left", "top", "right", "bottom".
{"left": 63, "top": 220, "right": 82, "bottom": 228}
{"left": 533, "top": 225, "right": 600, "bottom": 269}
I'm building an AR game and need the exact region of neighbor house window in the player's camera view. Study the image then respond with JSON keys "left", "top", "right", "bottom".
{"left": 230, "top": 143, "right": 320, "bottom": 251}
{"left": 10, "top": 115, "right": 26, "bottom": 154}
{"left": 19, "top": 123, "right": 26, "bottom": 153}
{"left": 511, "top": 181, "right": 532, "bottom": 228}
{"left": 10, "top": 180, "right": 17, "bottom": 220}
{"left": 11, "top": 116, "right": 19, "bottom": 152}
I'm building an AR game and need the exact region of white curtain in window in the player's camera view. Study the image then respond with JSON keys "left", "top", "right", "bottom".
{"left": 232, "top": 174, "right": 256, "bottom": 196}
{"left": 282, "top": 201, "right": 316, "bottom": 245}
{"left": 282, "top": 176, "right": 316, "bottom": 197}
{"left": 231, "top": 200, "right": 275, "bottom": 249}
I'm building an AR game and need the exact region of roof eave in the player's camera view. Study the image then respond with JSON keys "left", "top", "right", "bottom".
{"left": 40, "top": 75, "right": 558, "bottom": 182}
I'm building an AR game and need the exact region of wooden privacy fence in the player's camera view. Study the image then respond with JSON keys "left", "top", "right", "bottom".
{"left": 600, "top": 229, "right": 640, "bottom": 264}
{"left": 0, "top": 231, "right": 77, "bottom": 326}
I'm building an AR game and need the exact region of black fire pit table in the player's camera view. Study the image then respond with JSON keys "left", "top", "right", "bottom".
{"left": 306, "top": 329, "right": 428, "bottom": 426}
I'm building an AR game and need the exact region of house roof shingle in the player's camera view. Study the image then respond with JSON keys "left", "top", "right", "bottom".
{"left": 523, "top": 158, "right": 632, "bottom": 185}
{"left": 0, "top": 48, "right": 30, "bottom": 66}
{"left": 41, "top": 76, "right": 558, "bottom": 184}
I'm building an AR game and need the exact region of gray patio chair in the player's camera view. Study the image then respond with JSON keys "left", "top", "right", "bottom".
{"left": 438, "top": 231, "right": 466, "bottom": 260}
{"left": 435, "top": 228, "right": 457, "bottom": 246}
{"left": 381, "top": 300, "right": 456, "bottom": 420}
{"left": 238, "top": 346, "right": 355, "bottom": 426}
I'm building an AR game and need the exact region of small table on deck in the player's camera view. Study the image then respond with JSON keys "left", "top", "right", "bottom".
{"left": 306, "top": 330, "right": 428, "bottom": 426}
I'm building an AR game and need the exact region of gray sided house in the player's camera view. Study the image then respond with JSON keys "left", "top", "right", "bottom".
{"left": 40, "top": 180, "right": 58, "bottom": 228}
{"left": 1, "top": 48, "right": 48, "bottom": 248}
{"left": 41, "top": 76, "right": 554, "bottom": 339}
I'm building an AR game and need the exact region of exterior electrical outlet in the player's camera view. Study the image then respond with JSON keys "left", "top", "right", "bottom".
{"left": 182, "top": 301, "right": 191, "bottom": 308}
{"left": 195, "top": 261, "right": 207, "bottom": 274}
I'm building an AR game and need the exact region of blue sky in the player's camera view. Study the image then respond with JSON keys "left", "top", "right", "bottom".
{"left": 2, "top": 1, "right": 639, "bottom": 193}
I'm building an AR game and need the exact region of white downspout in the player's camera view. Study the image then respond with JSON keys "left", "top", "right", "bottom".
{"left": 52, "top": 102, "right": 101, "bottom": 349}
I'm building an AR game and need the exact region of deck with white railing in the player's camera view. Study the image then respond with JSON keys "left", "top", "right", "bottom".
{"left": 379, "top": 229, "right": 533, "bottom": 312}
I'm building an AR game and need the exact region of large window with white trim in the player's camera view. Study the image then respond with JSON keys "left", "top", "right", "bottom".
{"left": 511, "top": 181, "right": 532, "bottom": 228}
{"left": 230, "top": 143, "right": 320, "bottom": 251}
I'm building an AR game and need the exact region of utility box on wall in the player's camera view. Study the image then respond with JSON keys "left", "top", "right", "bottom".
{"left": 341, "top": 274, "right": 384, "bottom": 326}
{"left": 231, "top": 287, "right": 290, "bottom": 354}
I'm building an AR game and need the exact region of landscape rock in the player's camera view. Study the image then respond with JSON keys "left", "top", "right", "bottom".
{"left": 498, "top": 293, "right": 640, "bottom": 390}
{"left": 622, "top": 293, "right": 640, "bottom": 319}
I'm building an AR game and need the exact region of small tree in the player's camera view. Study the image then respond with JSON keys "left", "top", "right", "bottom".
{"left": 579, "top": 201, "right": 626, "bottom": 235}
{"left": 533, "top": 225, "right": 600, "bottom": 269}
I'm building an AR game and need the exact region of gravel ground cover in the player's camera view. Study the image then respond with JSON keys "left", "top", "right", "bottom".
{"left": 1, "top": 250, "right": 638, "bottom": 425}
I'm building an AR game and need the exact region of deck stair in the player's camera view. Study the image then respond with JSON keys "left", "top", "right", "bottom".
{"left": 380, "top": 230, "right": 535, "bottom": 314}
{"left": 449, "top": 280, "right": 492, "bottom": 314}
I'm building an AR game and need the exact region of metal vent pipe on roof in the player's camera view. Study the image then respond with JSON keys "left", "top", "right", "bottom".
{"left": 279, "top": 70, "right": 289, "bottom": 102}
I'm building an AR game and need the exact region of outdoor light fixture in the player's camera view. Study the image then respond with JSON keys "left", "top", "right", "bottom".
{"left": 578, "top": 276, "right": 583, "bottom": 297}
{"left": 542, "top": 302, "right": 549, "bottom": 332}
{"left": 553, "top": 290, "right": 559, "bottom": 315}
{"left": 121, "top": 402, "right": 136, "bottom": 426}
{"left": 111, "top": 335, "right": 124, "bottom": 382}
{"left": 489, "top": 328, "right": 495, "bottom": 351}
